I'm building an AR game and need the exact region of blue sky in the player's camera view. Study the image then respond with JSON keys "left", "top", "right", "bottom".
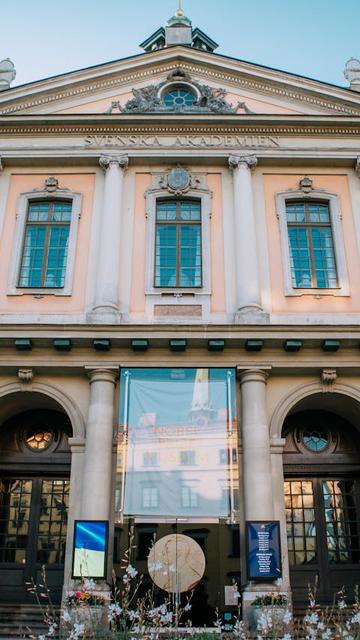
{"left": 1, "top": 0, "right": 359, "bottom": 88}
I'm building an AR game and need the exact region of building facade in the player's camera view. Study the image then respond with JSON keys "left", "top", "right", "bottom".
{"left": 0, "top": 7, "right": 360, "bottom": 626}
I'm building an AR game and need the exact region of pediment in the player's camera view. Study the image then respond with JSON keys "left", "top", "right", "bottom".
{"left": 1, "top": 46, "right": 360, "bottom": 118}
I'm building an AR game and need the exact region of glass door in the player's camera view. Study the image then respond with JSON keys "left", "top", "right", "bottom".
{"left": 0, "top": 477, "right": 69, "bottom": 603}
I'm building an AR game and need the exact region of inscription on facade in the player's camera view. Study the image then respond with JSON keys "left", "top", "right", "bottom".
{"left": 85, "top": 134, "right": 280, "bottom": 149}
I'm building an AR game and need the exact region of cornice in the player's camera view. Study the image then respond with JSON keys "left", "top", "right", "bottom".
{"left": 1, "top": 120, "right": 360, "bottom": 137}
{"left": 1, "top": 56, "right": 360, "bottom": 117}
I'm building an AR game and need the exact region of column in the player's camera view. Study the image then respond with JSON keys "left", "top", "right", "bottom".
{"left": 92, "top": 154, "right": 128, "bottom": 320}
{"left": 81, "top": 369, "right": 117, "bottom": 520}
{"left": 240, "top": 369, "right": 273, "bottom": 520}
{"left": 62, "top": 437, "right": 85, "bottom": 595}
{"left": 228, "top": 155, "right": 264, "bottom": 320}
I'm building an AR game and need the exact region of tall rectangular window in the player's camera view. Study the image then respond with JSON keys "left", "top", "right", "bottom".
{"left": 154, "top": 200, "right": 202, "bottom": 287}
{"left": 18, "top": 201, "right": 72, "bottom": 288}
{"left": 286, "top": 201, "right": 337, "bottom": 288}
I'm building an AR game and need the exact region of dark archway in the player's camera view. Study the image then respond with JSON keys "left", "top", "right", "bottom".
{"left": 0, "top": 401, "right": 72, "bottom": 604}
{"left": 282, "top": 405, "right": 360, "bottom": 608}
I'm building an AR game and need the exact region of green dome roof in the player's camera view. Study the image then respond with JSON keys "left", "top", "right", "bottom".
{"left": 167, "top": 9, "right": 192, "bottom": 27}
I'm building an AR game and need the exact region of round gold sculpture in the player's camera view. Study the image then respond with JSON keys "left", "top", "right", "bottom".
{"left": 147, "top": 533, "right": 206, "bottom": 593}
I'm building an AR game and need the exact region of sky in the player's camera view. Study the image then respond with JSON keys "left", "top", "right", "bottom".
{"left": 1, "top": 0, "right": 359, "bottom": 89}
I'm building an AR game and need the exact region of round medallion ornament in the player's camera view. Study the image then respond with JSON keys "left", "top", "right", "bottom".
{"left": 167, "top": 167, "right": 190, "bottom": 192}
{"left": 302, "top": 427, "right": 329, "bottom": 452}
{"left": 147, "top": 533, "right": 206, "bottom": 593}
{"left": 25, "top": 428, "right": 54, "bottom": 451}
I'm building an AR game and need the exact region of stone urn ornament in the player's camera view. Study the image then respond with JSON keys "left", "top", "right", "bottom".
{"left": 0, "top": 58, "right": 16, "bottom": 90}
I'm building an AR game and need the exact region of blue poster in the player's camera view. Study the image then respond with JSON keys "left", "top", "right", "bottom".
{"left": 246, "top": 521, "right": 282, "bottom": 581}
{"left": 72, "top": 520, "right": 108, "bottom": 578}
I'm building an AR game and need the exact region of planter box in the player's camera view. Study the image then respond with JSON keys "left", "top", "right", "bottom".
{"left": 65, "top": 606, "right": 108, "bottom": 636}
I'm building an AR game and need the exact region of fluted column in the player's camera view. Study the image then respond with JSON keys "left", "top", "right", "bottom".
{"left": 92, "top": 154, "right": 128, "bottom": 320}
{"left": 81, "top": 369, "right": 117, "bottom": 520}
{"left": 240, "top": 369, "right": 274, "bottom": 521}
{"left": 229, "top": 155, "right": 263, "bottom": 319}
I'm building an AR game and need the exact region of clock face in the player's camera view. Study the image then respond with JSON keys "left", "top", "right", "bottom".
{"left": 167, "top": 167, "right": 190, "bottom": 192}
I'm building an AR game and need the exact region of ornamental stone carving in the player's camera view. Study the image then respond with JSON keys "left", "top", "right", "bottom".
{"left": 0, "top": 58, "right": 16, "bottom": 91}
{"left": 17, "top": 368, "right": 34, "bottom": 384}
{"left": 321, "top": 368, "right": 337, "bottom": 392}
{"left": 344, "top": 58, "right": 360, "bottom": 91}
{"left": 228, "top": 154, "right": 258, "bottom": 170}
{"left": 119, "top": 68, "right": 252, "bottom": 115}
{"left": 99, "top": 154, "right": 129, "bottom": 171}
{"left": 149, "top": 166, "right": 207, "bottom": 196}
{"left": 45, "top": 176, "right": 59, "bottom": 192}
{"left": 299, "top": 176, "right": 313, "bottom": 193}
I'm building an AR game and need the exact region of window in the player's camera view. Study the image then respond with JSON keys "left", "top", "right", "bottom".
{"left": 181, "top": 486, "right": 198, "bottom": 508}
{"left": 180, "top": 450, "right": 196, "bottom": 466}
{"left": 286, "top": 201, "right": 337, "bottom": 288}
{"left": 155, "top": 200, "right": 202, "bottom": 288}
{"left": 9, "top": 185, "right": 82, "bottom": 296}
{"left": 163, "top": 88, "right": 196, "bottom": 109}
{"left": 143, "top": 452, "right": 158, "bottom": 467}
{"left": 275, "top": 188, "right": 349, "bottom": 297}
{"left": 142, "top": 486, "right": 159, "bottom": 509}
{"left": 18, "top": 201, "right": 71, "bottom": 288}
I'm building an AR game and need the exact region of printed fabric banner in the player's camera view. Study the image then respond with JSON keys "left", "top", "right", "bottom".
{"left": 116, "top": 368, "right": 238, "bottom": 519}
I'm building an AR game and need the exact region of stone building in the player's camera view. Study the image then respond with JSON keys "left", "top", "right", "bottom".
{"left": 0, "top": 5, "right": 360, "bottom": 628}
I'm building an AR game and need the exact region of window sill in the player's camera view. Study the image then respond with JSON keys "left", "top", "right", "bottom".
{"left": 7, "top": 288, "right": 72, "bottom": 297}
{"left": 284, "top": 289, "right": 349, "bottom": 297}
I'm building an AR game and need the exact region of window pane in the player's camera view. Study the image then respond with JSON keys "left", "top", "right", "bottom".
{"left": 286, "top": 203, "right": 306, "bottom": 223}
{"left": 179, "top": 224, "right": 202, "bottom": 287}
{"left": 52, "top": 202, "right": 72, "bottom": 222}
{"left": 284, "top": 480, "right": 316, "bottom": 566}
{"left": 18, "top": 226, "right": 46, "bottom": 287}
{"left": 288, "top": 228, "right": 312, "bottom": 287}
{"left": 323, "top": 480, "right": 360, "bottom": 564}
{"left": 155, "top": 224, "right": 177, "bottom": 286}
{"left": 311, "top": 227, "right": 337, "bottom": 288}
{"left": 28, "top": 202, "right": 50, "bottom": 222}
{"left": 44, "top": 226, "right": 69, "bottom": 287}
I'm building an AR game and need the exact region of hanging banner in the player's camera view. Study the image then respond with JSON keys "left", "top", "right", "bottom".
{"left": 115, "top": 368, "right": 238, "bottom": 520}
{"left": 246, "top": 521, "right": 282, "bottom": 581}
{"left": 72, "top": 520, "right": 108, "bottom": 579}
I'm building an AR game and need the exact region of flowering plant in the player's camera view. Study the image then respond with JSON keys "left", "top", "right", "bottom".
{"left": 65, "top": 579, "right": 106, "bottom": 607}
{"left": 251, "top": 592, "right": 289, "bottom": 607}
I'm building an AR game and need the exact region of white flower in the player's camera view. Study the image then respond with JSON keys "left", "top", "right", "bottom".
{"left": 48, "top": 623, "right": 57, "bottom": 637}
{"left": 321, "top": 630, "right": 332, "bottom": 640}
{"left": 305, "top": 612, "right": 319, "bottom": 624}
{"left": 184, "top": 602, "right": 192, "bottom": 611}
{"left": 160, "top": 611, "right": 173, "bottom": 624}
{"left": 61, "top": 610, "right": 71, "bottom": 623}
{"left": 275, "top": 577, "right": 284, "bottom": 586}
{"left": 128, "top": 609, "right": 139, "bottom": 621}
{"left": 283, "top": 609, "right": 292, "bottom": 624}
{"left": 83, "top": 578, "right": 96, "bottom": 590}
{"left": 38, "top": 635, "right": 46, "bottom": 640}
{"left": 126, "top": 564, "right": 138, "bottom": 579}
{"left": 107, "top": 603, "right": 122, "bottom": 621}
{"left": 350, "top": 612, "right": 360, "bottom": 624}
{"left": 281, "top": 634, "right": 292, "bottom": 640}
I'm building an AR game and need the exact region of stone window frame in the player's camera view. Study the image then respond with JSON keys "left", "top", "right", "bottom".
{"left": 276, "top": 188, "right": 349, "bottom": 296}
{"left": 145, "top": 180, "right": 212, "bottom": 315}
{"left": 8, "top": 187, "right": 82, "bottom": 296}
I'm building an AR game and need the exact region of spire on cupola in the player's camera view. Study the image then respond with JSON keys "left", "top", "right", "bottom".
{"left": 139, "top": 2, "right": 218, "bottom": 54}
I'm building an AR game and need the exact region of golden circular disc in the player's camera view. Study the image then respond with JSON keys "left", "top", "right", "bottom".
{"left": 147, "top": 533, "right": 206, "bottom": 593}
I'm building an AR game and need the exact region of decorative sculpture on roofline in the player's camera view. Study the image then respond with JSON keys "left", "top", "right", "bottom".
{"left": 111, "top": 68, "right": 253, "bottom": 115}
{"left": 0, "top": 59, "right": 16, "bottom": 91}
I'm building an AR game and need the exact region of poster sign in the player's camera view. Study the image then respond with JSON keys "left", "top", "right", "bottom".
{"left": 72, "top": 520, "right": 108, "bottom": 579}
{"left": 246, "top": 521, "right": 282, "bottom": 581}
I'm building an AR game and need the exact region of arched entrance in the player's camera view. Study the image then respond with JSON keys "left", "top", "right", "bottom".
{"left": 0, "top": 394, "right": 72, "bottom": 604}
{"left": 282, "top": 396, "right": 360, "bottom": 608}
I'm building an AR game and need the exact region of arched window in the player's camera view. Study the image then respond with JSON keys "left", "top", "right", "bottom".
{"left": 162, "top": 87, "right": 196, "bottom": 109}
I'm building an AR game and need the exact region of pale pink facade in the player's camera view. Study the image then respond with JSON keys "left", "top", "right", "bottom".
{"left": 0, "top": 13, "right": 360, "bottom": 630}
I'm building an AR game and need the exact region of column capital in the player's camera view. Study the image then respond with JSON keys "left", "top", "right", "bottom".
{"left": 86, "top": 367, "right": 118, "bottom": 385}
{"left": 237, "top": 367, "right": 269, "bottom": 384}
{"left": 228, "top": 154, "right": 257, "bottom": 171}
{"left": 99, "top": 154, "right": 129, "bottom": 171}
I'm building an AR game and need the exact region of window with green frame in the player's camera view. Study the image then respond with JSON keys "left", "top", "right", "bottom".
{"left": 286, "top": 201, "right": 337, "bottom": 288}
{"left": 18, "top": 200, "right": 72, "bottom": 288}
{"left": 154, "top": 199, "right": 202, "bottom": 288}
